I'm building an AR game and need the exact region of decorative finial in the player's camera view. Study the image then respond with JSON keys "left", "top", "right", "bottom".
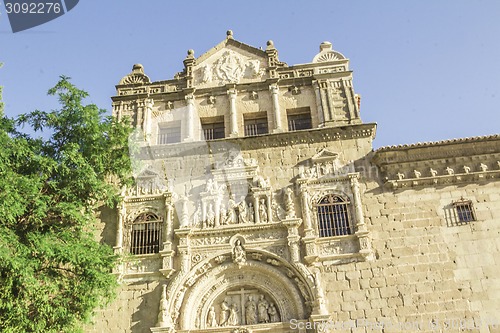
{"left": 132, "top": 64, "right": 144, "bottom": 73}
{"left": 319, "top": 41, "right": 333, "bottom": 52}
{"left": 266, "top": 40, "right": 275, "bottom": 50}
{"left": 226, "top": 30, "right": 234, "bottom": 39}
{"left": 186, "top": 49, "right": 195, "bottom": 59}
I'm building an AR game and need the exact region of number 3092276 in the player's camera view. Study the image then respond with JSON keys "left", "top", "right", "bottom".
{"left": 5, "top": 2, "right": 62, "bottom": 14}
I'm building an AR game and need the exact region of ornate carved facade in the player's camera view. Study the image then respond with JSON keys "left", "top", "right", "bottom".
{"left": 92, "top": 32, "right": 500, "bottom": 333}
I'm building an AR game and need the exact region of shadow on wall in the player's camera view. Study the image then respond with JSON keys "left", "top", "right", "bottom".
{"left": 98, "top": 206, "right": 118, "bottom": 246}
{"left": 131, "top": 282, "right": 162, "bottom": 333}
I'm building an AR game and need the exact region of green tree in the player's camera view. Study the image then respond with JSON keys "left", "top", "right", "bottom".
{"left": 0, "top": 76, "right": 132, "bottom": 332}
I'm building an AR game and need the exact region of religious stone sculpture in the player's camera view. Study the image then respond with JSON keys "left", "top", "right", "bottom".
{"left": 220, "top": 204, "right": 228, "bottom": 225}
{"left": 248, "top": 203, "right": 255, "bottom": 223}
{"left": 206, "top": 203, "right": 215, "bottom": 228}
{"left": 284, "top": 187, "right": 295, "bottom": 218}
{"left": 245, "top": 296, "right": 258, "bottom": 325}
{"left": 237, "top": 197, "right": 248, "bottom": 224}
{"left": 232, "top": 240, "right": 246, "bottom": 266}
{"left": 257, "top": 295, "right": 270, "bottom": 323}
{"left": 157, "top": 285, "right": 169, "bottom": 327}
{"left": 268, "top": 303, "right": 280, "bottom": 323}
{"left": 258, "top": 199, "right": 268, "bottom": 223}
{"left": 227, "top": 196, "right": 237, "bottom": 224}
{"left": 228, "top": 303, "right": 240, "bottom": 326}
{"left": 207, "top": 306, "right": 218, "bottom": 327}
{"left": 193, "top": 203, "right": 202, "bottom": 227}
{"left": 220, "top": 300, "right": 230, "bottom": 327}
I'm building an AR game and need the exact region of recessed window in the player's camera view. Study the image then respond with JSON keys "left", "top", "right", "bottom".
{"left": 130, "top": 213, "right": 163, "bottom": 255}
{"left": 453, "top": 198, "right": 476, "bottom": 223}
{"left": 316, "top": 194, "right": 352, "bottom": 237}
{"left": 201, "top": 118, "right": 225, "bottom": 140}
{"left": 158, "top": 121, "right": 181, "bottom": 144}
{"left": 287, "top": 108, "right": 312, "bottom": 131}
{"left": 244, "top": 115, "right": 268, "bottom": 136}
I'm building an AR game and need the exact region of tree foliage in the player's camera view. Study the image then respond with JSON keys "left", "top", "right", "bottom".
{"left": 0, "top": 76, "right": 132, "bottom": 332}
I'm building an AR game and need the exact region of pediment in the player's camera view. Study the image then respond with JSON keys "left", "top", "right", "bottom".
{"left": 193, "top": 38, "right": 268, "bottom": 88}
{"left": 311, "top": 148, "right": 339, "bottom": 163}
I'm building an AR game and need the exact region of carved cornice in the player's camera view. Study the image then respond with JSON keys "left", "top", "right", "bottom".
{"left": 373, "top": 134, "right": 500, "bottom": 189}
{"left": 140, "top": 124, "right": 376, "bottom": 160}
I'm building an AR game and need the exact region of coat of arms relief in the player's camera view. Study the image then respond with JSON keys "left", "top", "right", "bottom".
{"left": 197, "top": 50, "right": 263, "bottom": 85}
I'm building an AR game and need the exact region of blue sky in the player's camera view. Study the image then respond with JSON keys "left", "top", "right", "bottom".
{"left": 1, "top": 1, "right": 499, "bottom": 148}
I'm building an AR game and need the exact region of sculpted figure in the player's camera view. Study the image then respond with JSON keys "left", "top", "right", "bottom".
{"left": 284, "top": 187, "right": 295, "bottom": 218}
{"left": 245, "top": 296, "right": 258, "bottom": 325}
{"left": 207, "top": 306, "right": 217, "bottom": 327}
{"left": 219, "top": 301, "right": 230, "bottom": 326}
{"left": 206, "top": 203, "right": 215, "bottom": 228}
{"left": 193, "top": 203, "right": 202, "bottom": 227}
{"left": 259, "top": 199, "right": 268, "bottom": 223}
{"left": 257, "top": 295, "right": 269, "bottom": 323}
{"left": 227, "top": 303, "right": 240, "bottom": 326}
{"left": 232, "top": 239, "right": 246, "bottom": 265}
{"left": 201, "top": 64, "right": 212, "bottom": 83}
{"left": 268, "top": 303, "right": 280, "bottom": 323}
{"left": 248, "top": 203, "right": 255, "bottom": 223}
{"left": 219, "top": 204, "right": 228, "bottom": 225}
{"left": 237, "top": 197, "right": 248, "bottom": 224}
{"left": 157, "top": 285, "right": 169, "bottom": 326}
{"left": 226, "top": 195, "right": 237, "bottom": 224}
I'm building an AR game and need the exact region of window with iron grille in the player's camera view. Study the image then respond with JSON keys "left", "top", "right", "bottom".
{"left": 130, "top": 213, "right": 163, "bottom": 255}
{"left": 201, "top": 121, "right": 225, "bottom": 140}
{"left": 316, "top": 194, "right": 352, "bottom": 237}
{"left": 244, "top": 117, "right": 268, "bottom": 136}
{"left": 453, "top": 198, "right": 476, "bottom": 223}
{"left": 158, "top": 122, "right": 181, "bottom": 144}
{"left": 287, "top": 109, "right": 312, "bottom": 131}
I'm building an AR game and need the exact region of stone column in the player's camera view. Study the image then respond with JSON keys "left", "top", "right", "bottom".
{"left": 214, "top": 198, "right": 221, "bottom": 227}
{"left": 227, "top": 88, "right": 238, "bottom": 137}
{"left": 313, "top": 81, "right": 325, "bottom": 126}
{"left": 317, "top": 80, "right": 333, "bottom": 125}
{"left": 164, "top": 202, "right": 173, "bottom": 244}
{"left": 115, "top": 202, "right": 126, "bottom": 253}
{"left": 349, "top": 173, "right": 367, "bottom": 232}
{"left": 269, "top": 84, "right": 283, "bottom": 132}
{"left": 143, "top": 97, "right": 154, "bottom": 141}
{"left": 266, "top": 195, "right": 272, "bottom": 223}
{"left": 253, "top": 196, "right": 260, "bottom": 224}
{"left": 184, "top": 94, "right": 195, "bottom": 141}
{"left": 299, "top": 186, "right": 313, "bottom": 234}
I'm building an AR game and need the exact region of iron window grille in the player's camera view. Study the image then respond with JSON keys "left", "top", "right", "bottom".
{"left": 452, "top": 197, "right": 476, "bottom": 223}
{"left": 244, "top": 117, "right": 268, "bottom": 136}
{"left": 315, "top": 194, "right": 352, "bottom": 237}
{"left": 202, "top": 122, "right": 225, "bottom": 140}
{"left": 287, "top": 113, "right": 312, "bottom": 131}
{"left": 130, "top": 213, "right": 163, "bottom": 255}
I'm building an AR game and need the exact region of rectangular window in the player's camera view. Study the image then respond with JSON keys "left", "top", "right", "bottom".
{"left": 287, "top": 107, "right": 312, "bottom": 131}
{"left": 244, "top": 115, "right": 268, "bottom": 136}
{"left": 158, "top": 121, "right": 181, "bottom": 144}
{"left": 453, "top": 198, "right": 476, "bottom": 223}
{"left": 201, "top": 119, "right": 225, "bottom": 140}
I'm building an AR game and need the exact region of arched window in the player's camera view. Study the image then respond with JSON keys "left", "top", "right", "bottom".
{"left": 130, "top": 213, "right": 163, "bottom": 255}
{"left": 316, "top": 194, "right": 351, "bottom": 237}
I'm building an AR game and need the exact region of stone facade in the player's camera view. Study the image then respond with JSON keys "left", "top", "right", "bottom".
{"left": 89, "top": 31, "right": 500, "bottom": 333}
